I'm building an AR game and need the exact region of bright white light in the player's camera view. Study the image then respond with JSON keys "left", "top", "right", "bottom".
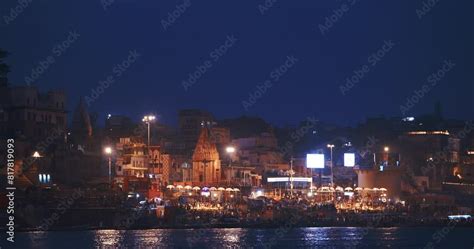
{"left": 344, "top": 192, "right": 354, "bottom": 197}
{"left": 256, "top": 190, "right": 263, "bottom": 197}
{"left": 33, "top": 151, "right": 41, "bottom": 158}
{"left": 267, "top": 177, "right": 312, "bottom": 183}
{"left": 104, "top": 147, "right": 113, "bottom": 155}
{"left": 142, "top": 115, "right": 156, "bottom": 122}
{"left": 226, "top": 146, "right": 236, "bottom": 153}
{"left": 344, "top": 153, "right": 355, "bottom": 167}
{"left": 307, "top": 192, "right": 313, "bottom": 197}
{"left": 307, "top": 154, "right": 325, "bottom": 169}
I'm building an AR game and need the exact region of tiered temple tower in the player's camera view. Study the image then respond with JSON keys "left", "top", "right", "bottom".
{"left": 192, "top": 126, "right": 221, "bottom": 185}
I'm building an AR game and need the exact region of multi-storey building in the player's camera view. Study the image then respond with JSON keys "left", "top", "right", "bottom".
{"left": 178, "top": 109, "right": 213, "bottom": 151}
{"left": 0, "top": 84, "right": 66, "bottom": 141}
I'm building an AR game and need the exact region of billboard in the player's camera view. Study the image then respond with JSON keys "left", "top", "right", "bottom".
{"left": 267, "top": 177, "right": 312, "bottom": 183}
{"left": 344, "top": 153, "right": 355, "bottom": 167}
{"left": 306, "top": 154, "right": 325, "bottom": 168}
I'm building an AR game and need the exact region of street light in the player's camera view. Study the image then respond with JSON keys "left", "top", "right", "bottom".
{"left": 384, "top": 146, "right": 389, "bottom": 152}
{"left": 327, "top": 144, "right": 335, "bottom": 187}
{"left": 226, "top": 146, "right": 236, "bottom": 185}
{"left": 142, "top": 115, "right": 156, "bottom": 151}
{"left": 104, "top": 146, "right": 113, "bottom": 186}
{"left": 32, "top": 151, "right": 42, "bottom": 158}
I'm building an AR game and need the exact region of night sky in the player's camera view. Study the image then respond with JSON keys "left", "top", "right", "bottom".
{"left": 2, "top": 0, "right": 473, "bottom": 126}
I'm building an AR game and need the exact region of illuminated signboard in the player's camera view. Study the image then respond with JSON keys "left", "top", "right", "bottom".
{"left": 344, "top": 153, "right": 355, "bottom": 167}
{"left": 306, "top": 154, "right": 325, "bottom": 169}
{"left": 267, "top": 177, "right": 312, "bottom": 183}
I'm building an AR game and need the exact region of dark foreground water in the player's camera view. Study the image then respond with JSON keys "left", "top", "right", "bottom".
{"left": 4, "top": 227, "right": 474, "bottom": 249}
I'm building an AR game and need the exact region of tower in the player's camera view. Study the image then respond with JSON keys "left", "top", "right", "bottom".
{"left": 192, "top": 126, "right": 221, "bottom": 185}
{"left": 70, "top": 97, "right": 93, "bottom": 148}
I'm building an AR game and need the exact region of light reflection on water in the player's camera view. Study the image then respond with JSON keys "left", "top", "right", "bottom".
{"left": 8, "top": 227, "right": 474, "bottom": 249}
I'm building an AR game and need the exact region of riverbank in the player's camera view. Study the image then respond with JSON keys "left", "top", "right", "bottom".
{"left": 13, "top": 218, "right": 474, "bottom": 232}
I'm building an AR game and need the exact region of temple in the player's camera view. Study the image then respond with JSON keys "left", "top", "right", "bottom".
{"left": 192, "top": 126, "right": 221, "bottom": 185}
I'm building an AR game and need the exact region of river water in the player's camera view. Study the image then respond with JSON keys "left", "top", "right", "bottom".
{"left": 4, "top": 227, "right": 474, "bottom": 248}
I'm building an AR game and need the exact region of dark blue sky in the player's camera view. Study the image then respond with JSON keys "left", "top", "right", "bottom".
{"left": 2, "top": 0, "right": 473, "bottom": 126}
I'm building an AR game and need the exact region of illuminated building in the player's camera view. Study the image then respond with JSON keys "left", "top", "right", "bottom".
{"left": 192, "top": 126, "right": 221, "bottom": 185}
{"left": 399, "top": 129, "right": 460, "bottom": 190}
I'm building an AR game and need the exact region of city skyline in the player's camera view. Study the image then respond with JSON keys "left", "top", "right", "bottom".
{"left": 1, "top": 1, "right": 474, "bottom": 248}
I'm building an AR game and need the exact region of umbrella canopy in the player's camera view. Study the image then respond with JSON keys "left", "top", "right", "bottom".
{"left": 372, "top": 188, "right": 379, "bottom": 191}
{"left": 184, "top": 185, "right": 192, "bottom": 190}
{"left": 166, "top": 185, "right": 175, "bottom": 189}
{"left": 380, "top": 188, "right": 387, "bottom": 192}
{"left": 344, "top": 187, "right": 353, "bottom": 191}
{"left": 363, "top": 187, "right": 372, "bottom": 191}
{"left": 209, "top": 187, "right": 217, "bottom": 191}
{"left": 202, "top": 187, "right": 209, "bottom": 191}
{"left": 192, "top": 186, "right": 201, "bottom": 191}
{"left": 335, "top": 186, "right": 344, "bottom": 192}
{"left": 225, "top": 188, "right": 234, "bottom": 192}
{"left": 319, "top": 187, "right": 330, "bottom": 192}
{"left": 176, "top": 185, "right": 184, "bottom": 189}
{"left": 233, "top": 188, "right": 240, "bottom": 192}
{"left": 217, "top": 187, "right": 225, "bottom": 191}
{"left": 354, "top": 187, "right": 363, "bottom": 191}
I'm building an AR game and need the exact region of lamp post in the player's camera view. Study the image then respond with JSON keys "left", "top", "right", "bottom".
{"left": 226, "top": 146, "right": 236, "bottom": 185}
{"left": 142, "top": 115, "right": 156, "bottom": 151}
{"left": 104, "top": 147, "right": 113, "bottom": 186}
{"left": 327, "top": 144, "right": 335, "bottom": 187}
{"left": 383, "top": 146, "right": 390, "bottom": 166}
{"left": 290, "top": 157, "right": 294, "bottom": 198}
